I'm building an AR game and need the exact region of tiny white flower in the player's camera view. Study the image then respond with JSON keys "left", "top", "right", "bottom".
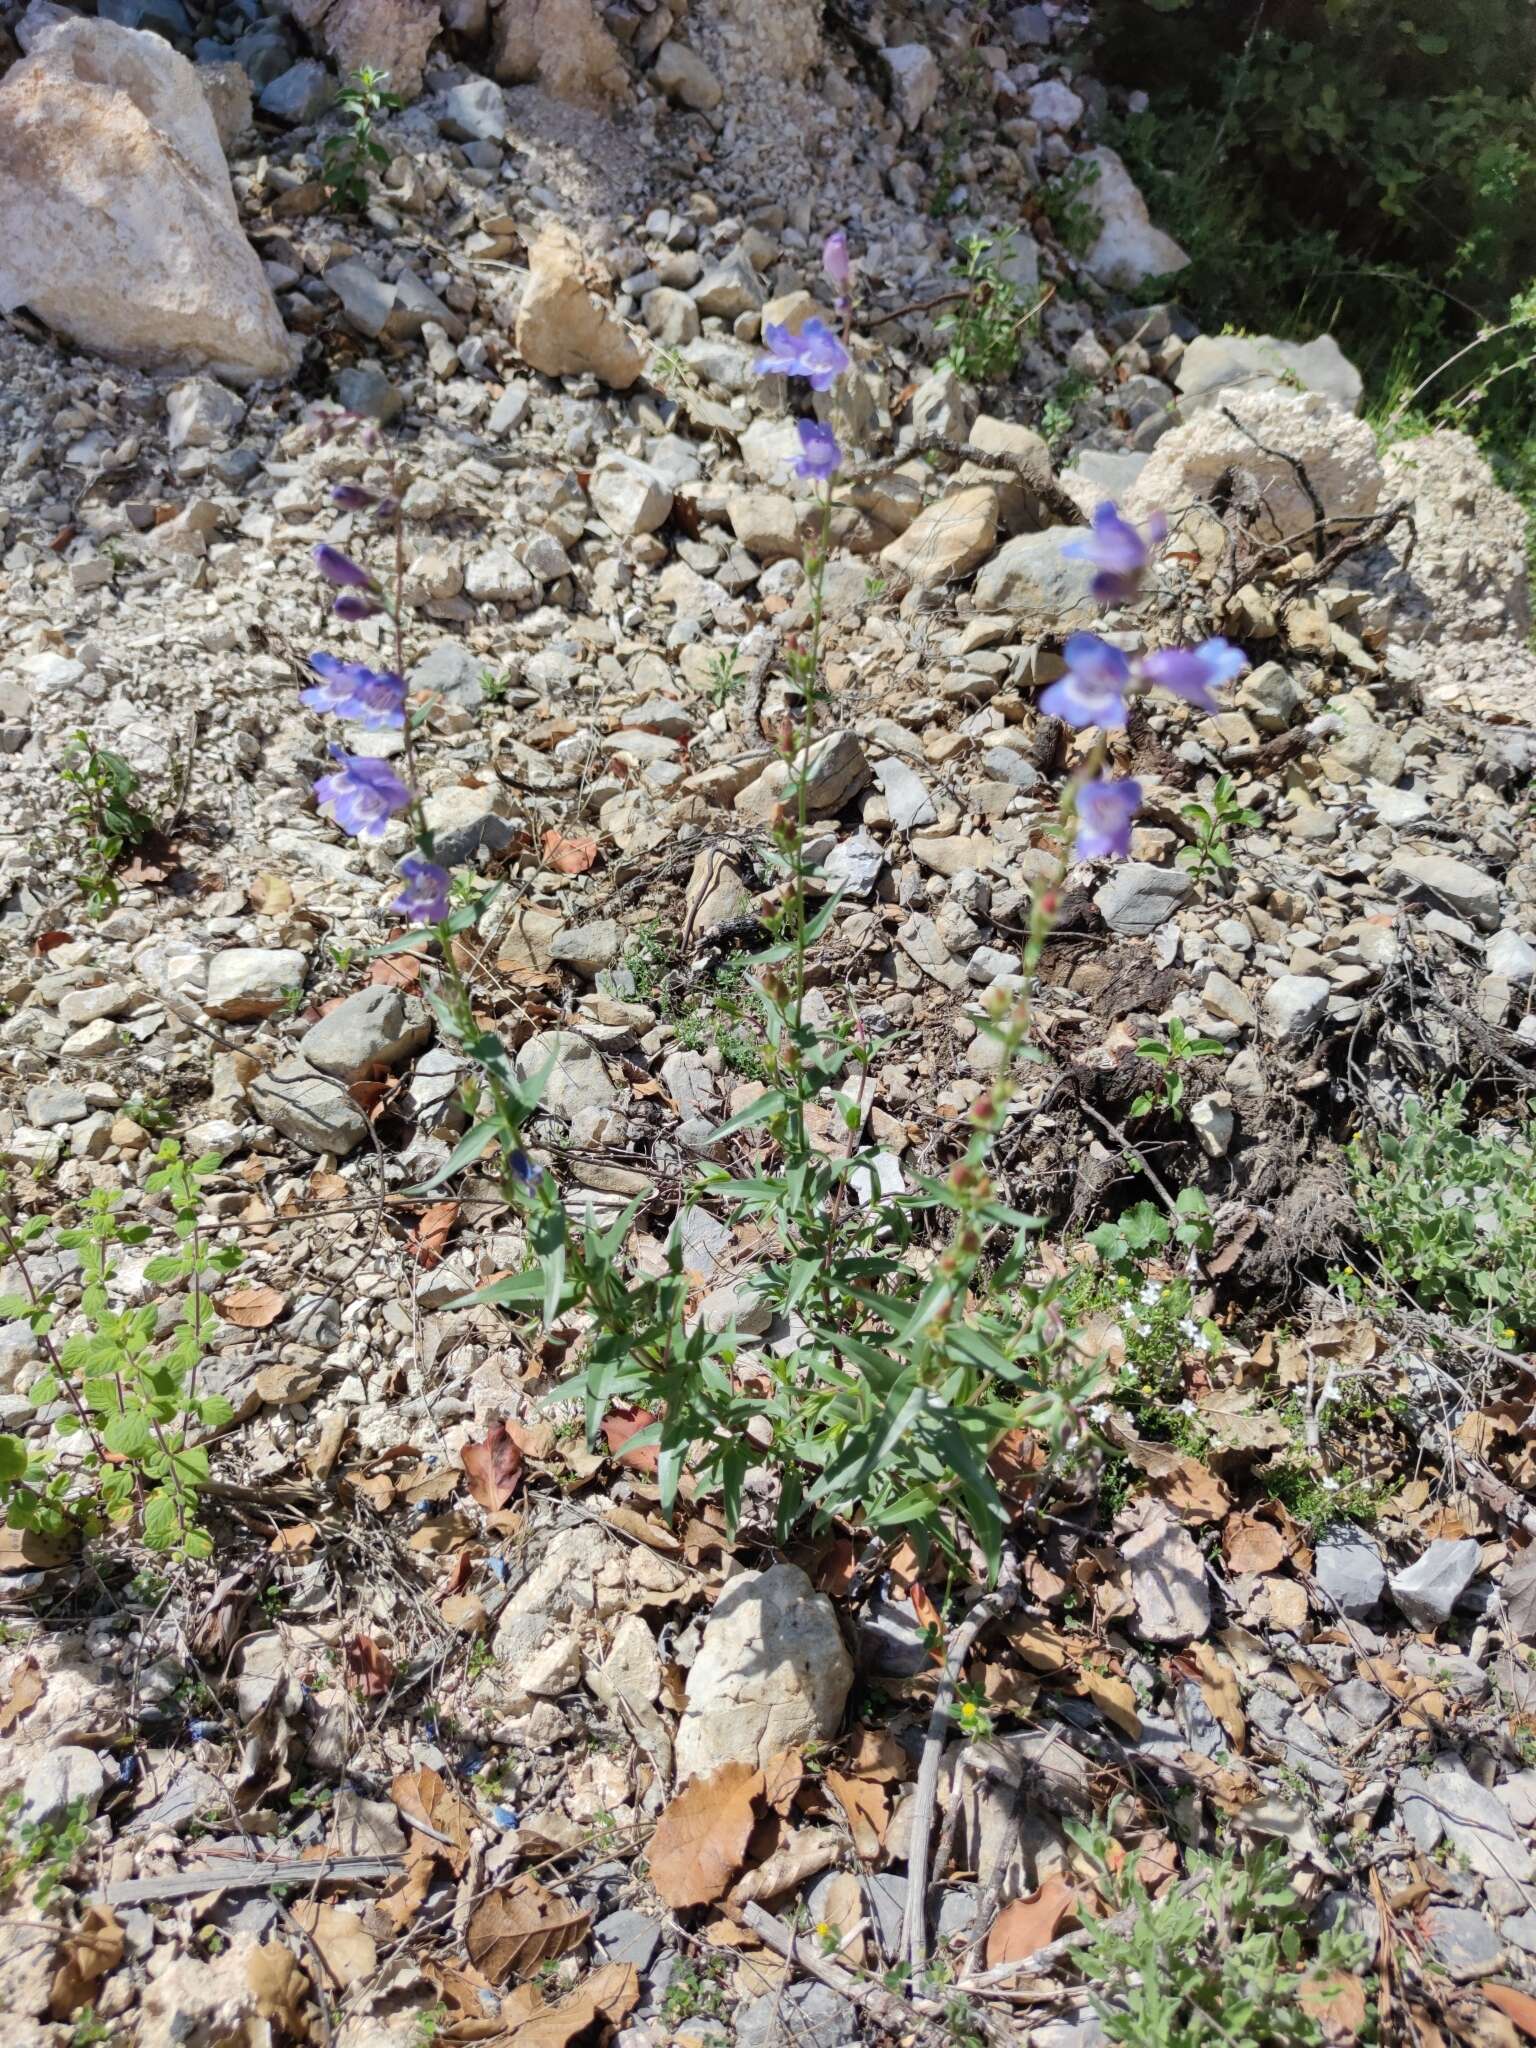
{"left": 1134, "top": 1320, "right": 1152, "bottom": 1337}
{"left": 1179, "top": 1318, "right": 1199, "bottom": 1340}
{"left": 1089, "top": 1403, "right": 1111, "bottom": 1425}
{"left": 1191, "top": 1330, "right": 1212, "bottom": 1354}
{"left": 1179, "top": 1399, "right": 1197, "bottom": 1416}
{"left": 1321, "top": 1476, "right": 1340, "bottom": 1493}
{"left": 1139, "top": 1280, "right": 1163, "bottom": 1306}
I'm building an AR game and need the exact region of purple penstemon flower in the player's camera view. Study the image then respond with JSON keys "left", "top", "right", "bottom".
{"left": 792, "top": 418, "right": 842, "bottom": 482}
{"left": 393, "top": 856, "right": 451, "bottom": 924}
{"left": 1039, "top": 633, "right": 1132, "bottom": 730}
{"left": 755, "top": 317, "right": 850, "bottom": 392}
{"left": 301, "top": 653, "right": 407, "bottom": 730}
{"left": 332, "top": 591, "right": 382, "bottom": 620}
{"left": 329, "top": 483, "right": 377, "bottom": 512}
{"left": 1074, "top": 777, "right": 1143, "bottom": 861}
{"left": 1140, "top": 637, "right": 1247, "bottom": 712}
{"left": 1063, "top": 501, "right": 1168, "bottom": 604}
{"left": 314, "top": 745, "right": 410, "bottom": 840}
{"left": 312, "top": 542, "right": 377, "bottom": 590}
{"left": 823, "top": 230, "right": 851, "bottom": 294}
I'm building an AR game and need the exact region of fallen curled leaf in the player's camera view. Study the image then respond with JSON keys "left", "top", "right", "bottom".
{"left": 727, "top": 1825, "right": 843, "bottom": 1905}
{"left": 761, "top": 1749, "right": 806, "bottom": 1814}
{"left": 824, "top": 1768, "right": 889, "bottom": 1861}
{"left": 345, "top": 1634, "right": 396, "bottom": 1697}
{"left": 649, "top": 1761, "right": 764, "bottom": 1909}
{"left": 1223, "top": 1512, "right": 1288, "bottom": 1576}
{"left": 1076, "top": 1664, "right": 1141, "bottom": 1739}
{"left": 248, "top": 872, "right": 295, "bottom": 915}
{"left": 1487, "top": 1985, "right": 1536, "bottom": 2041}
{"left": 502, "top": 1963, "right": 639, "bottom": 2047}
{"left": 602, "top": 1405, "right": 660, "bottom": 1474}
{"left": 376, "top": 1842, "right": 437, "bottom": 1933}
{"left": 1155, "top": 1455, "right": 1232, "bottom": 1524}
{"left": 244, "top": 1942, "right": 310, "bottom": 2034}
{"left": 1299, "top": 1969, "right": 1368, "bottom": 2045}
{"left": 268, "top": 1522, "right": 318, "bottom": 1557}
{"left": 1181, "top": 1640, "right": 1246, "bottom": 1748}
{"left": 605, "top": 1503, "right": 682, "bottom": 1552}
{"left": 462, "top": 1419, "right": 524, "bottom": 1511}
{"left": 442, "top": 1592, "right": 489, "bottom": 1634}
{"left": 48, "top": 1904, "right": 123, "bottom": 2019}
{"left": 219, "top": 1284, "right": 288, "bottom": 1329}
{"left": 984, "top": 1874, "right": 1077, "bottom": 1969}
{"left": 1009, "top": 1620, "right": 1073, "bottom": 1674}
{"left": 370, "top": 947, "right": 424, "bottom": 989}
{"left": 409, "top": 1200, "right": 460, "bottom": 1269}
{"left": 541, "top": 828, "right": 600, "bottom": 875}
{"left": 290, "top": 1902, "right": 377, "bottom": 1990}
{"left": 391, "top": 1765, "right": 478, "bottom": 1875}
{"left": 254, "top": 1361, "right": 321, "bottom": 1406}
{"left": 407, "top": 1512, "right": 479, "bottom": 1554}
{"left": 465, "top": 1873, "right": 591, "bottom": 1986}
{"left": 0, "top": 1656, "right": 45, "bottom": 1737}
{"left": 844, "top": 1727, "right": 909, "bottom": 1782}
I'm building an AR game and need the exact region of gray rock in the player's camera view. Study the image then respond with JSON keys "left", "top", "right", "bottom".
{"left": 874, "top": 755, "right": 938, "bottom": 830}
{"left": 25, "top": 1085, "right": 89, "bottom": 1127}
{"left": 99, "top": 0, "right": 191, "bottom": 42}
{"left": 1390, "top": 1537, "right": 1479, "bottom": 1628}
{"left": 974, "top": 527, "right": 1099, "bottom": 628}
{"left": 1487, "top": 930, "right": 1536, "bottom": 984}
{"left": 1201, "top": 969, "right": 1256, "bottom": 1030}
{"left": 548, "top": 921, "right": 622, "bottom": 975}
{"left": 515, "top": 1031, "right": 618, "bottom": 1120}
{"left": 1262, "top": 973, "right": 1331, "bottom": 1040}
{"left": 1065, "top": 447, "right": 1149, "bottom": 502}
{"left": 333, "top": 364, "right": 404, "bottom": 424}
{"left": 652, "top": 37, "right": 722, "bottom": 112}
{"left": 641, "top": 286, "right": 700, "bottom": 345}
{"left": 1189, "top": 1093, "right": 1234, "bottom": 1159}
{"left": 1094, "top": 862, "right": 1193, "bottom": 937}
{"left": 882, "top": 41, "right": 941, "bottom": 128}
{"left": 166, "top": 375, "right": 244, "bottom": 450}
{"left": 692, "top": 247, "right": 764, "bottom": 318}
{"left": 250, "top": 1056, "right": 370, "bottom": 1157}
{"left": 465, "top": 546, "right": 535, "bottom": 605}
{"left": 594, "top": 1908, "right": 662, "bottom": 1970}
{"left": 1382, "top": 851, "right": 1502, "bottom": 931}
{"left": 823, "top": 827, "right": 884, "bottom": 897}
{"left": 1365, "top": 781, "right": 1432, "bottom": 827}
{"left": 1176, "top": 332, "right": 1363, "bottom": 415}
{"left": 300, "top": 987, "right": 428, "bottom": 1082}
{"left": 257, "top": 58, "right": 332, "bottom": 125}
{"left": 437, "top": 77, "right": 505, "bottom": 142}
{"left": 21, "top": 1745, "right": 108, "bottom": 1826}
{"left": 1314, "top": 1528, "right": 1386, "bottom": 1619}
{"left": 1238, "top": 660, "right": 1305, "bottom": 733}
{"left": 409, "top": 641, "right": 487, "bottom": 709}
{"left": 857, "top": 1591, "right": 932, "bottom": 1676}
{"left": 1401, "top": 1764, "right": 1533, "bottom": 1880}
{"left": 1121, "top": 1503, "right": 1211, "bottom": 1642}
{"left": 1009, "top": 4, "right": 1051, "bottom": 41}
{"left": 420, "top": 784, "right": 517, "bottom": 865}
{"left": 232, "top": 24, "right": 294, "bottom": 87}
{"left": 325, "top": 258, "right": 394, "bottom": 339}
{"left": 1425, "top": 1906, "right": 1504, "bottom": 1979}
{"left": 675, "top": 1562, "right": 852, "bottom": 1779}
{"left": 205, "top": 947, "right": 307, "bottom": 1021}
{"left": 589, "top": 453, "right": 673, "bottom": 537}
{"left": 735, "top": 730, "right": 872, "bottom": 824}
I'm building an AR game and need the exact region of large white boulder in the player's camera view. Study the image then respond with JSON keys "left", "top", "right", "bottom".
{"left": 0, "top": 18, "right": 296, "bottom": 382}
{"left": 1079, "top": 145, "right": 1190, "bottom": 291}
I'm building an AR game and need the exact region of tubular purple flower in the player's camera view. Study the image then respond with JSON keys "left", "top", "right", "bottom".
{"left": 301, "top": 653, "right": 407, "bottom": 730}
{"left": 1063, "top": 501, "right": 1167, "bottom": 604}
{"left": 755, "top": 317, "right": 851, "bottom": 392}
{"left": 393, "top": 856, "right": 451, "bottom": 924}
{"left": 312, "top": 543, "right": 377, "bottom": 590}
{"left": 329, "top": 483, "right": 377, "bottom": 511}
{"left": 1074, "top": 777, "right": 1143, "bottom": 861}
{"left": 1039, "top": 633, "right": 1132, "bottom": 730}
{"left": 1141, "top": 637, "right": 1247, "bottom": 712}
{"left": 823, "top": 230, "right": 851, "bottom": 293}
{"left": 332, "top": 591, "right": 381, "bottom": 620}
{"left": 314, "top": 745, "right": 410, "bottom": 840}
{"left": 792, "top": 417, "right": 842, "bottom": 482}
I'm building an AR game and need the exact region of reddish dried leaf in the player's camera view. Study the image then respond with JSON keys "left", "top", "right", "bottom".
{"left": 218, "top": 1284, "right": 287, "bottom": 1329}
{"left": 1299, "top": 1971, "right": 1368, "bottom": 2045}
{"left": 984, "top": 1875, "right": 1077, "bottom": 1968}
{"left": 391, "top": 1766, "right": 477, "bottom": 1875}
{"left": 461, "top": 1419, "right": 524, "bottom": 1511}
{"left": 1488, "top": 1986, "right": 1536, "bottom": 2041}
{"left": 409, "top": 1200, "right": 460, "bottom": 1270}
{"left": 465, "top": 1874, "right": 590, "bottom": 1986}
{"left": 1223, "top": 1512, "right": 1287, "bottom": 1576}
{"left": 649, "top": 1762, "right": 764, "bottom": 1909}
{"left": 541, "top": 828, "right": 600, "bottom": 875}
{"left": 602, "top": 1405, "right": 660, "bottom": 1474}
{"left": 345, "top": 1634, "right": 395, "bottom": 1697}
{"left": 33, "top": 930, "right": 73, "bottom": 955}
{"left": 0, "top": 1657, "right": 45, "bottom": 1736}
{"left": 823, "top": 1769, "right": 889, "bottom": 1861}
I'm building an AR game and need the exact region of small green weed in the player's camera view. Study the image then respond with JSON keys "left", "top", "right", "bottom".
{"left": 936, "top": 233, "right": 1038, "bottom": 386}
{"left": 60, "top": 731, "right": 154, "bottom": 916}
{"left": 322, "top": 67, "right": 400, "bottom": 212}
{"left": 705, "top": 645, "right": 745, "bottom": 709}
{"left": 1178, "top": 774, "right": 1260, "bottom": 886}
{"left": 1039, "top": 371, "right": 1091, "bottom": 451}
{"left": 70, "top": 2010, "right": 111, "bottom": 2048}
{"left": 1089, "top": 1191, "right": 1214, "bottom": 1274}
{"left": 1, "top": 1794, "right": 91, "bottom": 1907}
{"left": 1130, "top": 1018, "right": 1226, "bottom": 1122}
{"left": 1042, "top": 156, "right": 1103, "bottom": 257}
{"left": 661, "top": 1956, "right": 730, "bottom": 2026}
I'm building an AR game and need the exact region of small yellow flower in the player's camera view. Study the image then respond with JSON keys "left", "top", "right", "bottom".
{"left": 814, "top": 1921, "right": 834, "bottom": 1942}
{"left": 958, "top": 1700, "right": 980, "bottom": 1726}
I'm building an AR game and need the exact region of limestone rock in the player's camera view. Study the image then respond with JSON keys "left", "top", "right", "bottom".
{"left": 205, "top": 947, "right": 307, "bottom": 1020}
{"left": 1094, "top": 863, "right": 1192, "bottom": 937}
{"left": 1390, "top": 1538, "right": 1479, "bottom": 1629}
{"left": 675, "top": 1563, "right": 852, "bottom": 1779}
{"left": 515, "top": 1030, "right": 617, "bottom": 1119}
{"left": 1262, "top": 973, "right": 1331, "bottom": 1041}
{"left": 972, "top": 526, "right": 1098, "bottom": 629}
{"left": 300, "top": 987, "right": 429, "bottom": 1082}
{"left": 1079, "top": 146, "right": 1190, "bottom": 291}
{"left": 491, "top": 0, "right": 626, "bottom": 103}
{"left": 1121, "top": 1503, "right": 1211, "bottom": 1643}
{"left": 1128, "top": 391, "right": 1382, "bottom": 542}
{"left": 882, "top": 42, "right": 939, "bottom": 128}
{"left": 0, "top": 19, "right": 297, "bottom": 380}
{"left": 250, "top": 1055, "right": 370, "bottom": 1155}
{"left": 589, "top": 452, "right": 673, "bottom": 537}
{"left": 734, "top": 729, "right": 872, "bottom": 823}
{"left": 881, "top": 485, "right": 999, "bottom": 588}
{"left": 304, "top": 0, "right": 440, "bottom": 102}
{"left": 653, "top": 37, "right": 721, "bottom": 111}
{"left": 514, "top": 224, "right": 644, "bottom": 388}
{"left": 1176, "top": 332, "right": 1362, "bottom": 416}
{"left": 1382, "top": 851, "right": 1501, "bottom": 931}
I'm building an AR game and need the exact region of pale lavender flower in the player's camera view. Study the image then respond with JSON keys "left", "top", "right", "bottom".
{"left": 332, "top": 591, "right": 382, "bottom": 620}
{"left": 792, "top": 418, "right": 842, "bottom": 482}
{"left": 1039, "top": 633, "right": 1131, "bottom": 730}
{"left": 755, "top": 317, "right": 851, "bottom": 391}
{"left": 393, "top": 856, "right": 451, "bottom": 923}
{"left": 1063, "top": 501, "right": 1167, "bottom": 603}
{"left": 823, "top": 230, "right": 851, "bottom": 293}
{"left": 1141, "top": 637, "right": 1247, "bottom": 712}
{"left": 329, "top": 483, "right": 377, "bottom": 512}
{"left": 1074, "top": 776, "right": 1143, "bottom": 860}
{"left": 301, "top": 653, "right": 407, "bottom": 729}
{"left": 312, "top": 543, "right": 376, "bottom": 590}
{"left": 314, "top": 746, "right": 409, "bottom": 839}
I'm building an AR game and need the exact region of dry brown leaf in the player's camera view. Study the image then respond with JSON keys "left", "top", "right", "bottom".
{"left": 442, "top": 1592, "right": 489, "bottom": 1634}
{"left": 409, "top": 1200, "right": 461, "bottom": 1269}
{"left": 541, "top": 828, "right": 600, "bottom": 875}
{"left": 375, "top": 1842, "right": 437, "bottom": 1933}
{"left": 244, "top": 1942, "right": 311, "bottom": 2034}
{"left": 466, "top": 1874, "right": 591, "bottom": 1987}
{"left": 248, "top": 872, "right": 294, "bottom": 915}
{"left": 1077, "top": 1665, "right": 1142, "bottom": 1739}
{"left": 1488, "top": 1986, "right": 1536, "bottom": 2041}
{"left": 984, "top": 1875, "right": 1077, "bottom": 1968}
{"left": 602, "top": 1405, "right": 660, "bottom": 1474}
{"left": 0, "top": 1656, "right": 45, "bottom": 1736}
{"left": 1182, "top": 1641, "right": 1246, "bottom": 1748}
{"left": 290, "top": 1902, "right": 377, "bottom": 1990}
{"left": 1223, "top": 1513, "right": 1287, "bottom": 1576}
{"left": 391, "top": 1765, "right": 478, "bottom": 1874}
{"left": 605, "top": 1503, "right": 682, "bottom": 1553}
{"left": 502, "top": 1963, "right": 639, "bottom": 2047}
{"left": 48, "top": 1905, "right": 122, "bottom": 2019}
{"left": 506, "top": 1418, "right": 557, "bottom": 1461}
{"left": 462, "top": 1419, "right": 524, "bottom": 1511}
{"left": 1153, "top": 1456, "right": 1231, "bottom": 1524}
{"left": 845, "top": 1727, "right": 910, "bottom": 1782}
{"left": 345, "top": 1634, "right": 395, "bottom": 1697}
{"left": 370, "top": 948, "right": 424, "bottom": 990}
{"left": 728, "top": 1826, "right": 843, "bottom": 1905}
{"left": 254, "top": 1361, "right": 321, "bottom": 1406}
{"left": 808, "top": 1868, "right": 866, "bottom": 1965}
{"left": 824, "top": 1769, "right": 889, "bottom": 1861}
{"left": 1009, "top": 1620, "right": 1072, "bottom": 1673}
{"left": 268, "top": 1522, "right": 318, "bottom": 1557}
{"left": 0, "top": 1524, "right": 75, "bottom": 1571}
{"left": 1299, "top": 1970, "right": 1369, "bottom": 2045}
{"left": 407, "top": 1512, "right": 479, "bottom": 1554}
{"left": 761, "top": 1750, "right": 806, "bottom": 1815}
{"left": 219, "top": 1284, "right": 288, "bottom": 1329}
{"left": 649, "top": 1762, "right": 764, "bottom": 1909}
